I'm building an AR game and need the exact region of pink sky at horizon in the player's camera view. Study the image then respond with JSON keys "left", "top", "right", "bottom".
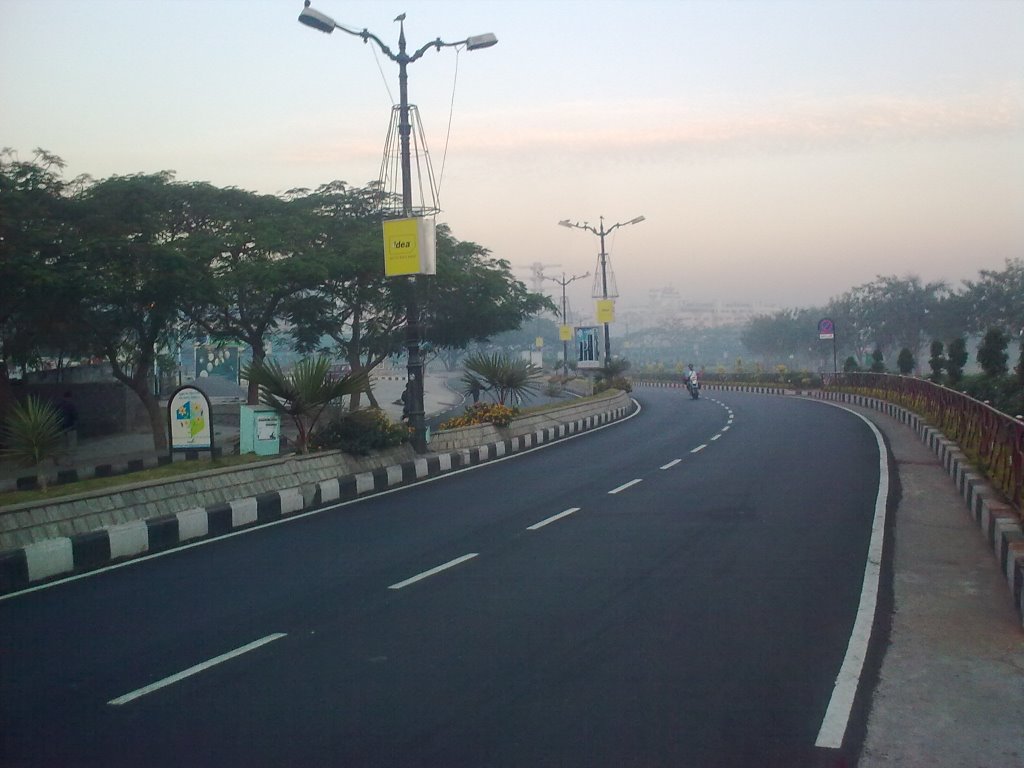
{"left": 2, "top": 0, "right": 1022, "bottom": 314}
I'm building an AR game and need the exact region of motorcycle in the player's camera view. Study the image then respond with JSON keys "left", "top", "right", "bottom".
{"left": 686, "top": 376, "right": 699, "bottom": 400}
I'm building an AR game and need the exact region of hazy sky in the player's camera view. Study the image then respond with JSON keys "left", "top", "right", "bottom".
{"left": 2, "top": 0, "right": 1022, "bottom": 314}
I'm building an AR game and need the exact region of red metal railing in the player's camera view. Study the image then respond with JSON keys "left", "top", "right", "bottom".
{"left": 829, "top": 373, "right": 1023, "bottom": 513}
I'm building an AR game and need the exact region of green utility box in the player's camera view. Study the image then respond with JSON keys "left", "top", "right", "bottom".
{"left": 239, "top": 405, "right": 281, "bottom": 456}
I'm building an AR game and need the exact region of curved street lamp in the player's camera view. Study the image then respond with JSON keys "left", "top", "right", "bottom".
{"left": 558, "top": 215, "right": 645, "bottom": 365}
{"left": 544, "top": 271, "right": 589, "bottom": 376}
{"left": 298, "top": 1, "right": 497, "bottom": 452}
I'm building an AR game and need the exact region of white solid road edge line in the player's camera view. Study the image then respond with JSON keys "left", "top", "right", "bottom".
{"left": 108, "top": 633, "right": 287, "bottom": 706}
{"left": 815, "top": 407, "right": 890, "bottom": 749}
{"left": 388, "top": 553, "right": 479, "bottom": 590}
{"left": 527, "top": 508, "right": 581, "bottom": 531}
{"left": 608, "top": 479, "right": 643, "bottom": 495}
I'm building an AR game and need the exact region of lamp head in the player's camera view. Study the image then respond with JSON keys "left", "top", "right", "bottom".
{"left": 298, "top": 2, "right": 337, "bottom": 33}
{"left": 629, "top": 215, "right": 646, "bottom": 225}
{"left": 465, "top": 32, "right": 498, "bottom": 50}
{"left": 558, "top": 219, "right": 573, "bottom": 228}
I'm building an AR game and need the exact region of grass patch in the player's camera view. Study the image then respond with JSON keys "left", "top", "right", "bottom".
{"left": 0, "top": 453, "right": 271, "bottom": 508}
{"left": 514, "top": 389, "right": 620, "bottom": 417}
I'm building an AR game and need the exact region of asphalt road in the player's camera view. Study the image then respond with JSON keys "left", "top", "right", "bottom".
{"left": 0, "top": 389, "right": 889, "bottom": 767}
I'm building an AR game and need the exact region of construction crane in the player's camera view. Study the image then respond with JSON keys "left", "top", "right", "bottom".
{"left": 518, "top": 262, "right": 563, "bottom": 294}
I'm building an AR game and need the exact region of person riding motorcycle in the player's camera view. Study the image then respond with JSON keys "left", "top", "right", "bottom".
{"left": 685, "top": 364, "right": 700, "bottom": 398}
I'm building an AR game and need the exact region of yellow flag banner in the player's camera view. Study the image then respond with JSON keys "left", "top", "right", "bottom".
{"left": 596, "top": 299, "right": 615, "bottom": 323}
{"left": 382, "top": 217, "right": 436, "bottom": 276}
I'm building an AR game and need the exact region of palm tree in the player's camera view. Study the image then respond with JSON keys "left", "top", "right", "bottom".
{"left": 463, "top": 351, "right": 543, "bottom": 406}
{"left": 1, "top": 396, "right": 65, "bottom": 489}
{"left": 241, "top": 357, "right": 368, "bottom": 453}
{"left": 458, "top": 370, "right": 487, "bottom": 404}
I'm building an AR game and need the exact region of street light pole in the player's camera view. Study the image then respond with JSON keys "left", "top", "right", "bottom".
{"left": 298, "top": 2, "right": 496, "bottom": 452}
{"left": 557, "top": 215, "right": 645, "bottom": 365}
{"left": 544, "top": 271, "right": 588, "bottom": 375}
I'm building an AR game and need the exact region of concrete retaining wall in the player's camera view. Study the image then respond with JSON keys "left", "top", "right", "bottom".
{"left": 0, "top": 392, "right": 636, "bottom": 594}
{"left": 0, "top": 445, "right": 418, "bottom": 551}
{"left": 429, "top": 390, "right": 631, "bottom": 451}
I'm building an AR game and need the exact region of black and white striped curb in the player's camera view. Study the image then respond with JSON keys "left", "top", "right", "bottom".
{"left": 3, "top": 455, "right": 169, "bottom": 494}
{"left": 0, "top": 403, "right": 634, "bottom": 596}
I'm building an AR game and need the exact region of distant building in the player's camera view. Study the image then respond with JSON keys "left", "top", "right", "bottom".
{"left": 617, "top": 287, "right": 779, "bottom": 332}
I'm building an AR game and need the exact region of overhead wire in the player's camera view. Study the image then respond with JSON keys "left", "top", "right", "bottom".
{"left": 363, "top": 29, "right": 463, "bottom": 208}
{"left": 436, "top": 45, "right": 463, "bottom": 198}
{"left": 370, "top": 42, "right": 396, "bottom": 106}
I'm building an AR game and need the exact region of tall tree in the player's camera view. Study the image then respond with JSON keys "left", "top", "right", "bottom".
{"left": 976, "top": 328, "right": 1009, "bottom": 378}
{"left": 927, "top": 340, "right": 946, "bottom": 383}
{"left": 896, "top": 348, "right": 915, "bottom": 375}
{"left": 959, "top": 258, "right": 1024, "bottom": 335}
{"left": 72, "top": 172, "right": 200, "bottom": 451}
{"left": 287, "top": 192, "right": 552, "bottom": 404}
{"left": 1015, "top": 333, "right": 1024, "bottom": 386}
{"left": 185, "top": 185, "right": 328, "bottom": 404}
{"left": 740, "top": 308, "right": 821, "bottom": 367}
{"left": 947, "top": 337, "right": 968, "bottom": 385}
{"left": 423, "top": 225, "right": 554, "bottom": 364}
{"left": 284, "top": 182, "right": 404, "bottom": 410}
{"left": 0, "top": 148, "right": 87, "bottom": 387}
{"left": 836, "top": 275, "right": 948, "bottom": 359}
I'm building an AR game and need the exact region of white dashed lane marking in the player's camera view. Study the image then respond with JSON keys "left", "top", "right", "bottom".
{"left": 527, "top": 508, "right": 580, "bottom": 531}
{"left": 108, "top": 633, "right": 287, "bottom": 706}
{"left": 608, "top": 479, "right": 643, "bottom": 495}
{"left": 388, "top": 553, "right": 479, "bottom": 590}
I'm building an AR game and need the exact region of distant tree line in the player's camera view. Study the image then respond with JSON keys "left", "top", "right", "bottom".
{"left": 1, "top": 148, "right": 552, "bottom": 450}
{"left": 739, "top": 268, "right": 1024, "bottom": 416}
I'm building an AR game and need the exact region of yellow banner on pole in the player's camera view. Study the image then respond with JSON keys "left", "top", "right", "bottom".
{"left": 559, "top": 324, "right": 572, "bottom": 341}
{"left": 596, "top": 299, "right": 615, "bottom": 323}
{"left": 382, "top": 217, "right": 436, "bottom": 276}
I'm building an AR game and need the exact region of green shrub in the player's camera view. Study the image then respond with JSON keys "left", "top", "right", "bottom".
{"left": 959, "top": 375, "right": 1024, "bottom": 418}
{"left": 977, "top": 328, "right": 1009, "bottom": 378}
{"left": 595, "top": 375, "right": 632, "bottom": 393}
{"left": 1, "top": 395, "right": 65, "bottom": 489}
{"left": 897, "top": 348, "right": 915, "bottom": 375}
{"left": 309, "top": 408, "right": 408, "bottom": 455}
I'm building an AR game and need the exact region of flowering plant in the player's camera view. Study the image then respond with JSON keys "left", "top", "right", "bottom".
{"left": 439, "top": 402, "right": 518, "bottom": 429}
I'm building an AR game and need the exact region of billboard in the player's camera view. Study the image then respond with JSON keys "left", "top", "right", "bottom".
{"left": 575, "top": 326, "right": 602, "bottom": 369}
{"left": 168, "top": 385, "right": 213, "bottom": 452}
{"left": 194, "top": 345, "right": 240, "bottom": 382}
{"left": 382, "top": 216, "right": 437, "bottom": 276}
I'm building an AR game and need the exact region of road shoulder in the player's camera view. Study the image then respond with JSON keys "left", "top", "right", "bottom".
{"left": 851, "top": 404, "right": 1024, "bottom": 768}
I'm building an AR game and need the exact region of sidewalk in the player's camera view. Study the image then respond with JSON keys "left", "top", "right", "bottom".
{"left": 849, "top": 403, "right": 1024, "bottom": 767}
